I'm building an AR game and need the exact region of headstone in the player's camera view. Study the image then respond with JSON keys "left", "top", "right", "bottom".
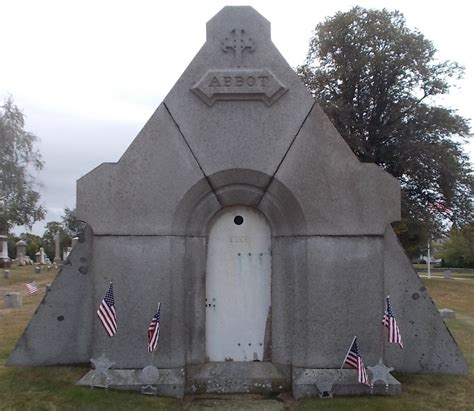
{"left": 54, "top": 231, "right": 62, "bottom": 265}
{"left": 3, "top": 270, "right": 11, "bottom": 279}
{"left": 7, "top": 6, "right": 468, "bottom": 399}
{"left": 439, "top": 308, "right": 456, "bottom": 319}
{"left": 4, "top": 292, "right": 23, "bottom": 308}
{"left": 71, "top": 237, "right": 79, "bottom": 249}
{"left": 34, "top": 266, "right": 41, "bottom": 274}
{"left": 0, "top": 235, "right": 11, "bottom": 268}
{"left": 140, "top": 365, "right": 160, "bottom": 395}
{"left": 443, "top": 270, "right": 452, "bottom": 280}
{"left": 35, "top": 252, "right": 41, "bottom": 264}
{"left": 16, "top": 240, "right": 27, "bottom": 266}
{"left": 39, "top": 247, "right": 46, "bottom": 265}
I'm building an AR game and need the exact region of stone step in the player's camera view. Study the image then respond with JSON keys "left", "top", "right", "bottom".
{"left": 292, "top": 368, "right": 401, "bottom": 399}
{"left": 186, "top": 362, "right": 291, "bottom": 395}
{"left": 185, "top": 399, "right": 285, "bottom": 411}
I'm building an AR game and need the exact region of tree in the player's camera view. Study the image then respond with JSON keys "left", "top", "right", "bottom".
{"left": 61, "top": 207, "right": 86, "bottom": 237}
{"left": 297, "top": 7, "right": 473, "bottom": 255}
{"left": 39, "top": 209, "right": 85, "bottom": 260}
{"left": 17, "top": 232, "right": 42, "bottom": 260}
{"left": 0, "top": 97, "right": 45, "bottom": 233}
{"left": 42, "top": 221, "right": 68, "bottom": 260}
{"left": 438, "top": 223, "right": 474, "bottom": 268}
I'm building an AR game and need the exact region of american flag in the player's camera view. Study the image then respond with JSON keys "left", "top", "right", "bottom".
{"left": 147, "top": 303, "right": 161, "bottom": 353}
{"left": 383, "top": 295, "right": 403, "bottom": 348}
{"left": 97, "top": 282, "right": 117, "bottom": 337}
{"left": 26, "top": 281, "right": 38, "bottom": 294}
{"left": 343, "top": 336, "right": 370, "bottom": 385}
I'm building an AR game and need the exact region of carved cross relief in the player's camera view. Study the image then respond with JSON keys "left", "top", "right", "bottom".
{"left": 192, "top": 27, "right": 288, "bottom": 106}
{"left": 221, "top": 29, "right": 255, "bottom": 67}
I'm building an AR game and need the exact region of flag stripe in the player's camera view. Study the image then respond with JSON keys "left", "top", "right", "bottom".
{"left": 26, "top": 282, "right": 38, "bottom": 294}
{"left": 147, "top": 304, "right": 161, "bottom": 352}
{"left": 383, "top": 296, "right": 403, "bottom": 348}
{"left": 343, "top": 337, "right": 370, "bottom": 385}
{"left": 97, "top": 283, "right": 117, "bottom": 337}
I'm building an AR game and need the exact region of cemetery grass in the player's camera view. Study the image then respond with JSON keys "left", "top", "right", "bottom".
{"left": 0, "top": 265, "right": 180, "bottom": 410}
{"left": 0, "top": 267, "right": 472, "bottom": 410}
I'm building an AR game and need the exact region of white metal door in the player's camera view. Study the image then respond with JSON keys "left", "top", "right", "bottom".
{"left": 206, "top": 206, "right": 271, "bottom": 362}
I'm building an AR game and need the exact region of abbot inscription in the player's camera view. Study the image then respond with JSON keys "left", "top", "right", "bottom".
{"left": 192, "top": 69, "right": 288, "bottom": 107}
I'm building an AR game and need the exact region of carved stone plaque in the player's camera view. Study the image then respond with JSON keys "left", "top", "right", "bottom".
{"left": 192, "top": 69, "right": 287, "bottom": 107}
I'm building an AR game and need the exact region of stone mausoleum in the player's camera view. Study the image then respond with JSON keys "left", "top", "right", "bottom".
{"left": 9, "top": 6, "right": 467, "bottom": 398}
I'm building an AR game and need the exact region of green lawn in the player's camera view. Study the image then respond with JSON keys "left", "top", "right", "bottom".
{"left": 0, "top": 265, "right": 472, "bottom": 410}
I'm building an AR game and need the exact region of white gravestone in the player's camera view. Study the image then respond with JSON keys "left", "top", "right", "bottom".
{"left": 54, "top": 231, "right": 62, "bottom": 265}
{"left": 0, "top": 235, "right": 10, "bottom": 268}
{"left": 16, "top": 240, "right": 27, "bottom": 266}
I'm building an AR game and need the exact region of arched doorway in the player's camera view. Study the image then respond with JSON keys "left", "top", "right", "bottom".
{"left": 206, "top": 206, "right": 271, "bottom": 361}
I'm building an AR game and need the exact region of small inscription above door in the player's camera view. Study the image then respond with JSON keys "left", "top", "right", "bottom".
{"left": 192, "top": 69, "right": 288, "bottom": 107}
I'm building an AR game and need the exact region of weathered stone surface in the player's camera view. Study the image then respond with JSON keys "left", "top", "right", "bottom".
{"left": 8, "top": 226, "right": 94, "bottom": 366}
{"left": 90, "top": 235, "right": 185, "bottom": 368}
{"left": 294, "top": 236, "right": 384, "bottom": 367}
{"left": 164, "top": 7, "right": 314, "bottom": 187}
{"left": 383, "top": 228, "right": 468, "bottom": 375}
{"left": 267, "top": 104, "right": 400, "bottom": 235}
{"left": 77, "top": 104, "right": 217, "bottom": 236}
{"left": 292, "top": 368, "right": 401, "bottom": 399}
{"left": 186, "top": 362, "right": 291, "bottom": 395}
{"left": 77, "top": 368, "right": 185, "bottom": 398}
{"left": 187, "top": 399, "right": 284, "bottom": 411}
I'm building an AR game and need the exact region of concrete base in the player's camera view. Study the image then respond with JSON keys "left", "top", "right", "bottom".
{"left": 292, "top": 368, "right": 401, "bottom": 399}
{"left": 186, "top": 362, "right": 291, "bottom": 395}
{"left": 77, "top": 368, "right": 185, "bottom": 398}
{"left": 77, "top": 364, "right": 402, "bottom": 399}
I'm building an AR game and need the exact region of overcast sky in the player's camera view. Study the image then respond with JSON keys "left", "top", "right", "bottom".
{"left": 1, "top": 0, "right": 473, "bottom": 235}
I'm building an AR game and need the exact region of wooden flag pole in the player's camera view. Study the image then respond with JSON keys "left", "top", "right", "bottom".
{"left": 340, "top": 335, "right": 357, "bottom": 369}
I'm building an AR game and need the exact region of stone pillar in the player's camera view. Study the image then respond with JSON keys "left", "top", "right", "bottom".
{"left": 16, "top": 240, "right": 27, "bottom": 266}
{"left": 54, "top": 231, "right": 62, "bottom": 265}
{"left": 39, "top": 247, "right": 46, "bottom": 265}
{"left": 0, "top": 235, "right": 11, "bottom": 268}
